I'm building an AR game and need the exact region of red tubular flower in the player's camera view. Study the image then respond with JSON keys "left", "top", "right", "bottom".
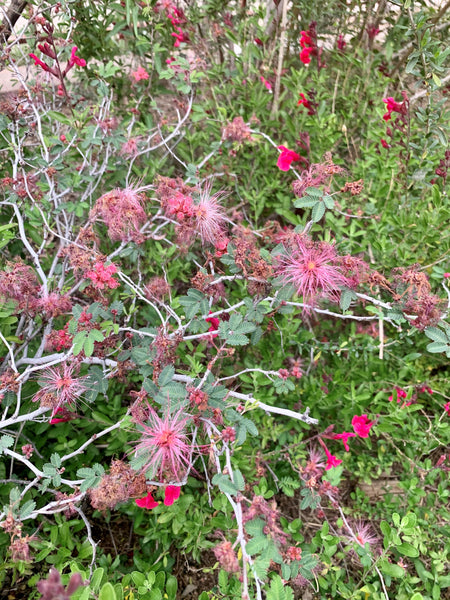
{"left": 277, "top": 146, "right": 301, "bottom": 171}
{"left": 351, "top": 414, "right": 374, "bottom": 438}
{"left": 300, "top": 46, "right": 313, "bottom": 65}
{"left": 299, "top": 30, "right": 312, "bottom": 48}
{"left": 135, "top": 492, "right": 159, "bottom": 509}
{"left": 68, "top": 46, "right": 86, "bottom": 68}
{"left": 380, "top": 139, "right": 391, "bottom": 149}
{"left": 382, "top": 96, "right": 407, "bottom": 121}
{"left": 164, "top": 485, "right": 181, "bottom": 506}
{"left": 331, "top": 431, "right": 356, "bottom": 452}
{"left": 29, "top": 53, "right": 54, "bottom": 73}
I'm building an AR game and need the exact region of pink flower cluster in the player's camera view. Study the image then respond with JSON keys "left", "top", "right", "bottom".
{"left": 131, "top": 66, "right": 149, "bottom": 82}
{"left": 299, "top": 30, "right": 314, "bottom": 65}
{"left": 382, "top": 95, "right": 408, "bottom": 121}
{"left": 322, "top": 415, "right": 375, "bottom": 466}
{"left": 388, "top": 387, "right": 412, "bottom": 407}
{"left": 85, "top": 262, "right": 119, "bottom": 290}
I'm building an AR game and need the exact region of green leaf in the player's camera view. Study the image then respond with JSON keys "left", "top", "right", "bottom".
{"left": 212, "top": 473, "right": 238, "bottom": 495}
{"left": 311, "top": 201, "right": 326, "bottom": 222}
{"left": 246, "top": 535, "right": 269, "bottom": 555}
{"left": 90, "top": 568, "right": 105, "bottom": 591}
{"left": 47, "top": 110, "right": 72, "bottom": 125}
{"left": 304, "top": 187, "right": 323, "bottom": 197}
{"left": 266, "top": 575, "right": 285, "bottom": 600}
{"left": 166, "top": 575, "right": 177, "bottom": 600}
{"left": 99, "top": 582, "right": 117, "bottom": 600}
{"left": 233, "top": 469, "right": 245, "bottom": 491}
{"left": 131, "top": 572, "right": 146, "bottom": 587}
{"left": 424, "top": 327, "right": 448, "bottom": 343}
{"left": 379, "top": 559, "right": 406, "bottom": 578}
{"left": 158, "top": 365, "right": 175, "bottom": 387}
{"left": 426, "top": 341, "right": 449, "bottom": 353}
{"left": 293, "top": 197, "right": 318, "bottom": 209}
{"left": 19, "top": 500, "right": 36, "bottom": 519}
{"left": 73, "top": 331, "right": 87, "bottom": 356}
{"left": 245, "top": 518, "right": 265, "bottom": 538}
{"left": 340, "top": 289, "right": 356, "bottom": 312}
{"left": 397, "top": 542, "right": 419, "bottom": 557}
{"left": 0, "top": 435, "right": 14, "bottom": 453}
{"left": 83, "top": 335, "right": 95, "bottom": 357}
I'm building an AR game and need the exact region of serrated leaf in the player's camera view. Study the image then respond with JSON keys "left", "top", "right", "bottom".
{"left": 304, "top": 187, "right": 323, "bottom": 197}
{"left": 245, "top": 518, "right": 265, "bottom": 537}
{"left": 73, "top": 331, "right": 87, "bottom": 355}
{"left": 158, "top": 365, "right": 175, "bottom": 387}
{"left": 51, "top": 453, "right": 61, "bottom": 468}
{"left": 19, "top": 500, "right": 36, "bottom": 519}
{"left": 253, "top": 556, "right": 271, "bottom": 579}
{"left": 0, "top": 435, "right": 14, "bottom": 451}
{"left": 83, "top": 336, "right": 95, "bottom": 357}
{"left": 293, "top": 197, "right": 318, "bottom": 209}
{"left": 89, "top": 329, "right": 105, "bottom": 342}
{"left": 246, "top": 535, "right": 269, "bottom": 555}
{"left": 266, "top": 574, "right": 284, "bottom": 600}
{"left": 212, "top": 473, "right": 238, "bottom": 495}
{"left": 311, "top": 201, "right": 326, "bottom": 222}
{"left": 424, "top": 327, "right": 448, "bottom": 343}
{"left": 233, "top": 469, "right": 245, "bottom": 491}
{"left": 426, "top": 341, "right": 449, "bottom": 353}
{"left": 225, "top": 333, "right": 250, "bottom": 345}
{"left": 340, "top": 289, "right": 355, "bottom": 312}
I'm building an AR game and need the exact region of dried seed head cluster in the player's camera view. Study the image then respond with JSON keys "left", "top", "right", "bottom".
{"left": 89, "top": 460, "right": 148, "bottom": 512}
{"left": 91, "top": 186, "right": 148, "bottom": 243}
{"left": 222, "top": 116, "right": 253, "bottom": 143}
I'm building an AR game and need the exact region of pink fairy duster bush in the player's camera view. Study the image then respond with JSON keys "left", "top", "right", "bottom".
{"left": 90, "top": 187, "right": 147, "bottom": 243}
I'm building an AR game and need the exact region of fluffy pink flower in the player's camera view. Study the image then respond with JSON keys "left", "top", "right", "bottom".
{"left": 164, "top": 485, "right": 181, "bottom": 506}
{"left": 351, "top": 414, "right": 374, "bottom": 438}
{"left": 85, "top": 262, "right": 119, "bottom": 289}
{"left": 275, "top": 236, "right": 349, "bottom": 307}
{"left": 133, "top": 404, "right": 192, "bottom": 481}
{"left": 277, "top": 146, "right": 301, "bottom": 171}
{"left": 331, "top": 431, "right": 356, "bottom": 452}
{"left": 194, "top": 182, "right": 227, "bottom": 245}
{"left": 354, "top": 522, "right": 378, "bottom": 548}
{"left": 135, "top": 492, "right": 159, "bottom": 509}
{"left": 131, "top": 66, "right": 149, "bottom": 82}
{"left": 33, "top": 363, "right": 87, "bottom": 409}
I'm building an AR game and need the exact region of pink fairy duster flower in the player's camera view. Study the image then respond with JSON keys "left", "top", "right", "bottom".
{"left": 135, "top": 492, "right": 159, "bottom": 509}
{"left": 277, "top": 146, "right": 301, "bottom": 171}
{"left": 351, "top": 521, "right": 379, "bottom": 549}
{"left": 164, "top": 485, "right": 181, "bottom": 506}
{"left": 351, "top": 414, "right": 374, "bottom": 438}
{"left": 133, "top": 404, "right": 192, "bottom": 482}
{"left": 275, "top": 235, "right": 349, "bottom": 308}
{"left": 193, "top": 182, "right": 228, "bottom": 245}
{"left": 304, "top": 446, "right": 325, "bottom": 477}
{"left": 85, "top": 262, "right": 119, "bottom": 289}
{"left": 213, "top": 540, "right": 240, "bottom": 573}
{"left": 331, "top": 431, "right": 356, "bottom": 452}
{"left": 32, "top": 363, "right": 87, "bottom": 410}
{"left": 131, "top": 66, "right": 149, "bottom": 82}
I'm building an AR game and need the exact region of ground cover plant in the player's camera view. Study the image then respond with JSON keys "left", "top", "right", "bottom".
{"left": 0, "top": 0, "right": 449, "bottom": 598}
